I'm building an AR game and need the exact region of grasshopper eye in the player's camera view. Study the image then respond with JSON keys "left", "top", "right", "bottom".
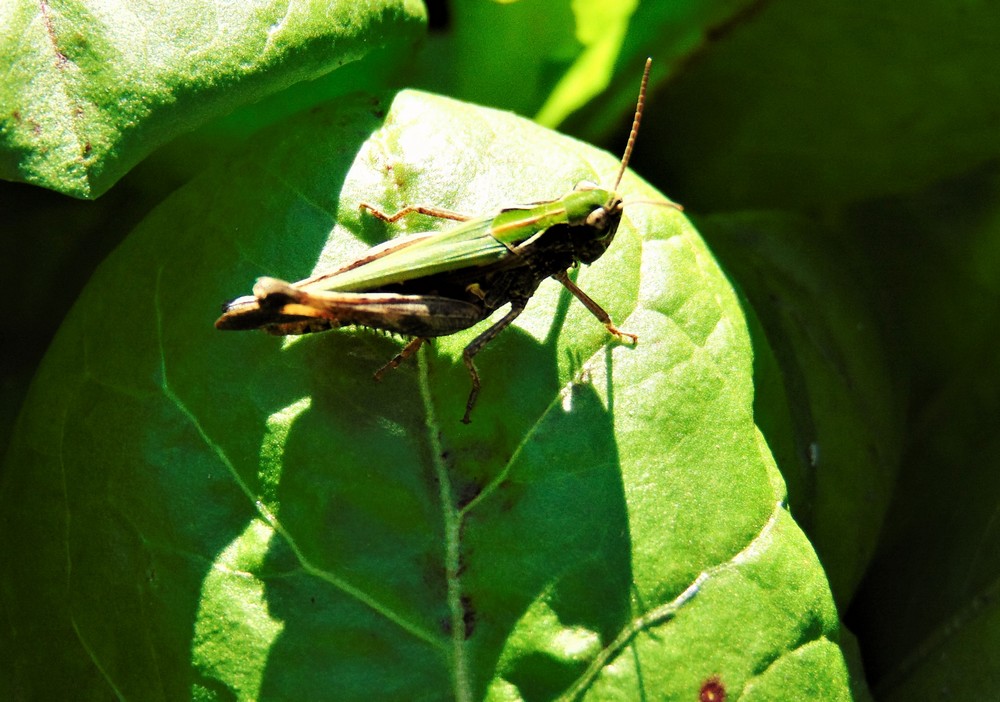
{"left": 573, "top": 180, "right": 599, "bottom": 192}
{"left": 585, "top": 206, "right": 610, "bottom": 230}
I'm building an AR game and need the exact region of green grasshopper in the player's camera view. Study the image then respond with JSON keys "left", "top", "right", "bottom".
{"left": 216, "top": 58, "right": 680, "bottom": 423}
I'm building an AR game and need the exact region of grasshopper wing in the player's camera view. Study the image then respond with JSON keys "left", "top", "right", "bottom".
{"left": 300, "top": 215, "right": 511, "bottom": 293}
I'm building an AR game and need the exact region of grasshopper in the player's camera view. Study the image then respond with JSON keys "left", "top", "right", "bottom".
{"left": 216, "top": 58, "right": 680, "bottom": 423}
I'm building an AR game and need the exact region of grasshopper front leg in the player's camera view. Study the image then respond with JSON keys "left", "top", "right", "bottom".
{"left": 553, "top": 270, "right": 638, "bottom": 345}
{"left": 460, "top": 299, "right": 528, "bottom": 423}
{"left": 359, "top": 203, "right": 473, "bottom": 223}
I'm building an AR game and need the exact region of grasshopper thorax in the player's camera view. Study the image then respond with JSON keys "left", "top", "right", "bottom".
{"left": 565, "top": 183, "right": 623, "bottom": 226}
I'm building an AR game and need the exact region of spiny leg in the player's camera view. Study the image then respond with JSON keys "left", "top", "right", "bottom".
{"left": 461, "top": 300, "right": 527, "bottom": 424}
{"left": 359, "top": 203, "right": 473, "bottom": 223}
{"left": 374, "top": 337, "right": 427, "bottom": 381}
{"left": 553, "top": 270, "right": 638, "bottom": 344}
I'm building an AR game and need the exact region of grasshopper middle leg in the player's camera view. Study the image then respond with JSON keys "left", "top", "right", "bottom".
{"left": 460, "top": 299, "right": 528, "bottom": 423}
{"left": 374, "top": 337, "right": 428, "bottom": 381}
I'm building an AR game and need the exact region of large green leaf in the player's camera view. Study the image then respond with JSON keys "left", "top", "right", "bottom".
{"left": 0, "top": 0, "right": 426, "bottom": 198}
{"left": 1, "top": 90, "right": 852, "bottom": 699}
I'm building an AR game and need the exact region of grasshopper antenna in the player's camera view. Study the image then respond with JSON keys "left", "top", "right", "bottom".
{"left": 612, "top": 57, "right": 652, "bottom": 193}
{"left": 625, "top": 197, "right": 684, "bottom": 211}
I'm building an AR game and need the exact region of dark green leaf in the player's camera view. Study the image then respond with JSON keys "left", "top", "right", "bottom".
{"left": 844, "top": 160, "right": 1000, "bottom": 700}
{"left": 635, "top": 0, "right": 1000, "bottom": 208}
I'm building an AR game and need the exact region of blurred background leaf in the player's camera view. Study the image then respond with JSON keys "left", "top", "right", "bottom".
{"left": 634, "top": 0, "right": 1000, "bottom": 209}
{"left": 840, "top": 160, "right": 1000, "bottom": 699}
{"left": 412, "top": 0, "right": 757, "bottom": 133}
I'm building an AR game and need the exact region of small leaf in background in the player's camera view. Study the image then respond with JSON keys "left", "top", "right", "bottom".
{"left": 0, "top": 89, "right": 852, "bottom": 699}
{"left": 413, "top": 0, "right": 756, "bottom": 135}
{"left": 0, "top": 0, "right": 426, "bottom": 198}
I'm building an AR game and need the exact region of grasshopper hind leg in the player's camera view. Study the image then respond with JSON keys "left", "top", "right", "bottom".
{"left": 369, "top": 298, "right": 526, "bottom": 424}
{"left": 460, "top": 299, "right": 528, "bottom": 424}
{"left": 374, "top": 337, "right": 427, "bottom": 381}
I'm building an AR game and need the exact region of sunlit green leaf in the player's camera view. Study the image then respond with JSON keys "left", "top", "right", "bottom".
{"left": 0, "top": 0, "right": 425, "bottom": 198}
{"left": 0, "top": 89, "right": 851, "bottom": 699}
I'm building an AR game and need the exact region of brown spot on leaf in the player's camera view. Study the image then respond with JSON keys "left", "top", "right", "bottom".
{"left": 456, "top": 480, "right": 482, "bottom": 508}
{"left": 461, "top": 594, "right": 475, "bottom": 638}
{"left": 39, "top": 0, "right": 69, "bottom": 68}
{"left": 700, "top": 676, "right": 726, "bottom": 702}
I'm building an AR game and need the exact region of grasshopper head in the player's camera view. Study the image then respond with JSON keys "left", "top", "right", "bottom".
{"left": 564, "top": 183, "right": 626, "bottom": 263}
{"left": 557, "top": 57, "right": 650, "bottom": 264}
